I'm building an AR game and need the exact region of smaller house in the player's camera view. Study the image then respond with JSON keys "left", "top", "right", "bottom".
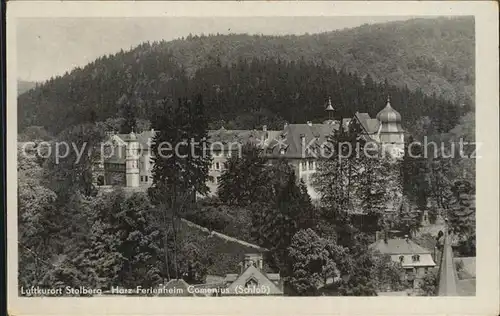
{"left": 370, "top": 235, "right": 436, "bottom": 288}
{"left": 201, "top": 253, "right": 284, "bottom": 296}
{"left": 223, "top": 253, "right": 283, "bottom": 296}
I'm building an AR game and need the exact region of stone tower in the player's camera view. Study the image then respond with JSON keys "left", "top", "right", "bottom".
{"left": 125, "top": 131, "right": 140, "bottom": 187}
{"left": 376, "top": 96, "right": 405, "bottom": 158}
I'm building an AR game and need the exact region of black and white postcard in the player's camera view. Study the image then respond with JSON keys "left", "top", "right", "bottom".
{"left": 6, "top": 1, "right": 499, "bottom": 316}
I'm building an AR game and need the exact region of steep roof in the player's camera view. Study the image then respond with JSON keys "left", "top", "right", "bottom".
{"left": 225, "top": 265, "right": 283, "bottom": 295}
{"left": 266, "top": 123, "right": 336, "bottom": 159}
{"left": 352, "top": 112, "right": 380, "bottom": 135}
{"left": 162, "top": 279, "right": 195, "bottom": 297}
{"left": 370, "top": 238, "right": 432, "bottom": 255}
{"left": 437, "top": 232, "right": 459, "bottom": 296}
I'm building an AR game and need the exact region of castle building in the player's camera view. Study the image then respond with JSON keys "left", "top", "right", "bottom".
{"left": 97, "top": 97, "right": 405, "bottom": 198}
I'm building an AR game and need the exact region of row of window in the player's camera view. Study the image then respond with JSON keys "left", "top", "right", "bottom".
{"left": 300, "top": 160, "right": 316, "bottom": 171}
{"left": 399, "top": 254, "right": 421, "bottom": 263}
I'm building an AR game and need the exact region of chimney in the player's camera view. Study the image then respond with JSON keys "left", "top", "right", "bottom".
{"left": 262, "top": 125, "right": 267, "bottom": 132}
{"left": 307, "top": 121, "right": 313, "bottom": 127}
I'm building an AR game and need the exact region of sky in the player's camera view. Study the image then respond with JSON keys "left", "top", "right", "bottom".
{"left": 17, "top": 16, "right": 415, "bottom": 82}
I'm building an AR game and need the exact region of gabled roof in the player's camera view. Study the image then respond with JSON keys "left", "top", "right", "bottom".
{"left": 162, "top": 279, "right": 195, "bottom": 297}
{"left": 370, "top": 238, "right": 432, "bottom": 255}
{"left": 207, "top": 128, "right": 278, "bottom": 149}
{"left": 266, "top": 123, "right": 336, "bottom": 159}
{"left": 437, "top": 232, "right": 459, "bottom": 296}
{"left": 353, "top": 112, "right": 380, "bottom": 135}
{"left": 225, "top": 265, "right": 283, "bottom": 295}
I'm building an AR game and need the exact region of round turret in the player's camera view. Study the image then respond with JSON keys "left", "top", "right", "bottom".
{"left": 376, "top": 96, "right": 405, "bottom": 159}
{"left": 376, "top": 97, "right": 402, "bottom": 123}
{"left": 128, "top": 131, "right": 137, "bottom": 141}
{"left": 125, "top": 130, "right": 140, "bottom": 187}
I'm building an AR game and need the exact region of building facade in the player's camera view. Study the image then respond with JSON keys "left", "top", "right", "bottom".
{"left": 96, "top": 97, "right": 405, "bottom": 198}
{"left": 369, "top": 235, "right": 437, "bottom": 289}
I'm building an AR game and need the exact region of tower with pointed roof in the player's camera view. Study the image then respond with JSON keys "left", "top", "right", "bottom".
{"left": 376, "top": 96, "right": 405, "bottom": 158}
{"left": 125, "top": 130, "right": 140, "bottom": 187}
{"left": 326, "top": 96, "right": 334, "bottom": 119}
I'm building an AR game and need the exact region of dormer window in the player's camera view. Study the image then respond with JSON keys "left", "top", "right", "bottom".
{"left": 399, "top": 255, "right": 405, "bottom": 263}
{"left": 245, "top": 277, "right": 258, "bottom": 288}
{"left": 412, "top": 254, "right": 420, "bottom": 262}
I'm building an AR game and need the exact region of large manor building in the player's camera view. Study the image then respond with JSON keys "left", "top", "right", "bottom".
{"left": 95, "top": 97, "right": 405, "bottom": 198}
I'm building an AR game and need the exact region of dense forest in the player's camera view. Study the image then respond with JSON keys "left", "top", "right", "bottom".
{"left": 18, "top": 16, "right": 474, "bottom": 136}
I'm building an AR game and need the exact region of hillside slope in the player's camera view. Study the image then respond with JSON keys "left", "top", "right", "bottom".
{"left": 161, "top": 16, "right": 474, "bottom": 102}
{"left": 18, "top": 17, "right": 473, "bottom": 134}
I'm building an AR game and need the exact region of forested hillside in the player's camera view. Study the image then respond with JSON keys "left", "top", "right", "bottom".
{"left": 18, "top": 16, "right": 474, "bottom": 135}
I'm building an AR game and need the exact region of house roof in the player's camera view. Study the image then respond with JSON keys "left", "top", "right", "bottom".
{"left": 370, "top": 238, "right": 432, "bottom": 255}
{"left": 207, "top": 128, "right": 279, "bottom": 149}
{"left": 395, "top": 253, "right": 436, "bottom": 267}
{"left": 162, "top": 279, "right": 195, "bottom": 297}
{"left": 225, "top": 265, "right": 283, "bottom": 295}
{"left": 266, "top": 123, "right": 336, "bottom": 159}
{"left": 353, "top": 112, "right": 380, "bottom": 135}
{"left": 437, "top": 232, "right": 459, "bottom": 296}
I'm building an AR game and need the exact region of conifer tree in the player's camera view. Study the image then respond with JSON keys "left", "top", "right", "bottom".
{"left": 150, "top": 94, "right": 211, "bottom": 280}
{"left": 250, "top": 161, "right": 316, "bottom": 273}
{"left": 217, "top": 143, "right": 267, "bottom": 206}
{"left": 120, "top": 96, "right": 137, "bottom": 134}
{"left": 44, "top": 123, "right": 105, "bottom": 199}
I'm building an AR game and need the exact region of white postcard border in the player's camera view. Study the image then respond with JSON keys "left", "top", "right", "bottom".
{"left": 7, "top": 2, "right": 499, "bottom": 316}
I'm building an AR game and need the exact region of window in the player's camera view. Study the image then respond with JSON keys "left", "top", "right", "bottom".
{"left": 399, "top": 255, "right": 405, "bottom": 263}
{"left": 412, "top": 255, "right": 420, "bottom": 262}
{"left": 97, "top": 175, "right": 105, "bottom": 186}
{"left": 308, "top": 160, "right": 314, "bottom": 170}
{"left": 280, "top": 148, "right": 285, "bottom": 155}
{"left": 245, "top": 278, "right": 258, "bottom": 288}
{"left": 215, "top": 162, "right": 220, "bottom": 170}
{"left": 301, "top": 161, "right": 307, "bottom": 171}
